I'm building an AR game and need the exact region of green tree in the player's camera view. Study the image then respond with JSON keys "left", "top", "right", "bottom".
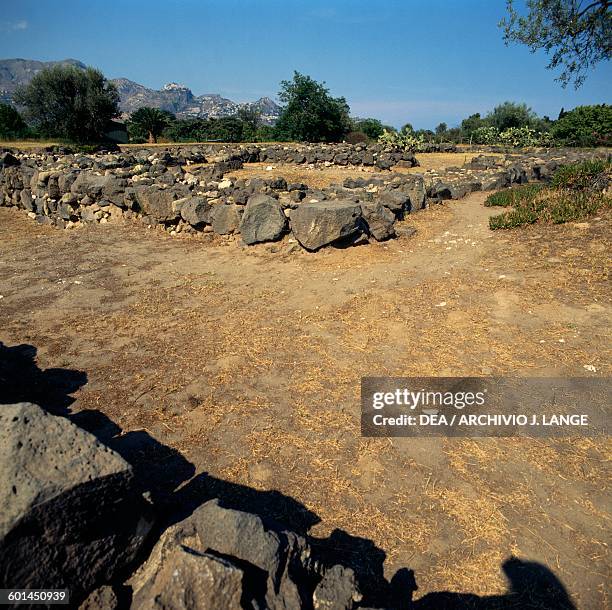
{"left": 435, "top": 122, "right": 448, "bottom": 134}
{"left": 14, "top": 65, "right": 119, "bottom": 142}
{"left": 486, "top": 101, "right": 538, "bottom": 131}
{"left": 128, "top": 107, "right": 175, "bottom": 143}
{"left": 500, "top": 0, "right": 612, "bottom": 88}
{"left": 400, "top": 123, "right": 414, "bottom": 134}
{"left": 274, "top": 72, "right": 351, "bottom": 142}
{"left": 435, "top": 122, "right": 448, "bottom": 140}
{"left": 208, "top": 117, "right": 246, "bottom": 142}
{"left": 551, "top": 104, "right": 612, "bottom": 145}
{"left": 461, "top": 113, "right": 486, "bottom": 138}
{"left": 236, "top": 106, "right": 261, "bottom": 141}
{"left": 254, "top": 124, "right": 276, "bottom": 142}
{"left": 415, "top": 128, "right": 435, "bottom": 140}
{"left": 351, "top": 118, "right": 386, "bottom": 140}
{"left": 0, "top": 102, "right": 28, "bottom": 139}
{"left": 445, "top": 127, "right": 464, "bottom": 143}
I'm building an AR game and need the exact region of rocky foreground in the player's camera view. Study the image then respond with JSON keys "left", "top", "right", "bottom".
{"left": 0, "top": 403, "right": 368, "bottom": 609}
{"left": 0, "top": 400, "right": 584, "bottom": 610}
{"left": 1, "top": 143, "right": 607, "bottom": 252}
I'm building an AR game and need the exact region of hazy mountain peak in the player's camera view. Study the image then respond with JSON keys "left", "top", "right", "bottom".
{"left": 163, "top": 82, "right": 190, "bottom": 91}
{"left": 0, "top": 58, "right": 281, "bottom": 124}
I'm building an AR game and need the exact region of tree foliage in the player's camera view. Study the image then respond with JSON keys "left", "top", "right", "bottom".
{"left": 461, "top": 113, "right": 487, "bottom": 138}
{"left": 14, "top": 65, "right": 119, "bottom": 142}
{"left": 486, "top": 101, "right": 538, "bottom": 131}
{"left": 351, "top": 118, "right": 387, "bottom": 140}
{"left": 160, "top": 115, "right": 273, "bottom": 143}
{"left": 500, "top": 0, "right": 612, "bottom": 88}
{"left": 0, "top": 102, "right": 28, "bottom": 139}
{"left": 127, "top": 107, "right": 175, "bottom": 143}
{"left": 551, "top": 103, "right": 612, "bottom": 145}
{"left": 236, "top": 106, "right": 262, "bottom": 141}
{"left": 435, "top": 122, "right": 448, "bottom": 135}
{"left": 274, "top": 72, "right": 351, "bottom": 142}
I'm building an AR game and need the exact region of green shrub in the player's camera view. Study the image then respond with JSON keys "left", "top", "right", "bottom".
{"left": 498, "top": 126, "right": 540, "bottom": 147}
{"left": 490, "top": 190, "right": 610, "bottom": 229}
{"left": 472, "top": 126, "right": 500, "bottom": 145}
{"left": 552, "top": 105, "right": 612, "bottom": 147}
{"left": 485, "top": 184, "right": 545, "bottom": 207}
{"left": 127, "top": 107, "right": 174, "bottom": 143}
{"left": 274, "top": 72, "right": 351, "bottom": 142}
{"left": 378, "top": 128, "right": 426, "bottom": 151}
{"left": 489, "top": 205, "right": 541, "bottom": 229}
{"left": 551, "top": 159, "right": 610, "bottom": 190}
{"left": 0, "top": 102, "right": 28, "bottom": 139}
{"left": 351, "top": 118, "right": 387, "bottom": 140}
{"left": 473, "top": 125, "right": 553, "bottom": 147}
{"left": 486, "top": 102, "right": 538, "bottom": 131}
{"left": 488, "top": 160, "right": 611, "bottom": 229}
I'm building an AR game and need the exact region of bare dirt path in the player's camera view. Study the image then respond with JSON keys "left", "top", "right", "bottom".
{"left": 0, "top": 192, "right": 610, "bottom": 606}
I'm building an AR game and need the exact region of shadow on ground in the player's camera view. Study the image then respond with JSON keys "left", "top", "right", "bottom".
{"left": 0, "top": 341, "right": 577, "bottom": 609}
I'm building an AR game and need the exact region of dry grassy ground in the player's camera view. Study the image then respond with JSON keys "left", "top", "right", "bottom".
{"left": 0, "top": 164, "right": 610, "bottom": 606}
{"left": 0, "top": 140, "right": 62, "bottom": 149}
{"left": 226, "top": 153, "right": 500, "bottom": 188}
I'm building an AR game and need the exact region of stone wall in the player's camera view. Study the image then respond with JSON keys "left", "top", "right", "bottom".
{"left": 0, "top": 144, "right": 608, "bottom": 252}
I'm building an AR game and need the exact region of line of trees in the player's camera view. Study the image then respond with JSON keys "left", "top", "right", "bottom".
{"left": 396, "top": 102, "right": 611, "bottom": 148}
{"left": 124, "top": 72, "right": 397, "bottom": 145}
{"left": 2, "top": 0, "right": 609, "bottom": 145}
{"left": 2, "top": 65, "right": 610, "bottom": 148}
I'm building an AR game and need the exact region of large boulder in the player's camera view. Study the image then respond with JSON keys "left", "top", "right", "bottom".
{"left": 429, "top": 181, "right": 471, "bottom": 200}
{"left": 0, "top": 152, "right": 20, "bottom": 168}
{"left": 240, "top": 194, "right": 287, "bottom": 245}
{"left": 361, "top": 202, "right": 396, "bottom": 241}
{"left": 79, "top": 586, "right": 119, "bottom": 610}
{"left": 134, "top": 186, "right": 183, "bottom": 222}
{"left": 378, "top": 190, "right": 410, "bottom": 215}
{"left": 130, "top": 499, "right": 311, "bottom": 610}
{"left": 0, "top": 403, "right": 154, "bottom": 603}
{"left": 211, "top": 204, "right": 242, "bottom": 235}
{"left": 70, "top": 173, "right": 127, "bottom": 204}
{"left": 313, "top": 565, "right": 362, "bottom": 610}
{"left": 19, "top": 189, "right": 34, "bottom": 212}
{"left": 290, "top": 200, "right": 363, "bottom": 251}
{"left": 402, "top": 176, "right": 427, "bottom": 212}
{"left": 132, "top": 546, "right": 243, "bottom": 610}
{"left": 179, "top": 197, "right": 212, "bottom": 227}
{"left": 395, "top": 151, "right": 419, "bottom": 168}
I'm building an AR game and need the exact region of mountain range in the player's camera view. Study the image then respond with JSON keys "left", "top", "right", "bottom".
{"left": 0, "top": 58, "right": 281, "bottom": 124}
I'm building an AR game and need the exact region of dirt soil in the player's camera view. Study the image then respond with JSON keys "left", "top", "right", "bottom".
{"left": 1, "top": 181, "right": 610, "bottom": 606}
{"left": 225, "top": 153, "right": 502, "bottom": 189}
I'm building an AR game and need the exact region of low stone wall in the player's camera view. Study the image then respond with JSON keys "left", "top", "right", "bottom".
{"left": 0, "top": 145, "right": 608, "bottom": 251}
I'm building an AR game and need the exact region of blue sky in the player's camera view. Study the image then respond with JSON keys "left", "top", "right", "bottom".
{"left": 1, "top": 0, "right": 610, "bottom": 129}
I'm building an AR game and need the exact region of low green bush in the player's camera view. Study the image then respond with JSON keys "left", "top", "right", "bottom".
{"left": 485, "top": 184, "right": 545, "bottom": 207}
{"left": 488, "top": 160, "right": 611, "bottom": 229}
{"left": 489, "top": 190, "right": 610, "bottom": 229}
{"left": 551, "top": 159, "right": 610, "bottom": 190}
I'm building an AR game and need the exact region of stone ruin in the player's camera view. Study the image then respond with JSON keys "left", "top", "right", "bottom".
{"left": 0, "top": 142, "right": 609, "bottom": 252}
